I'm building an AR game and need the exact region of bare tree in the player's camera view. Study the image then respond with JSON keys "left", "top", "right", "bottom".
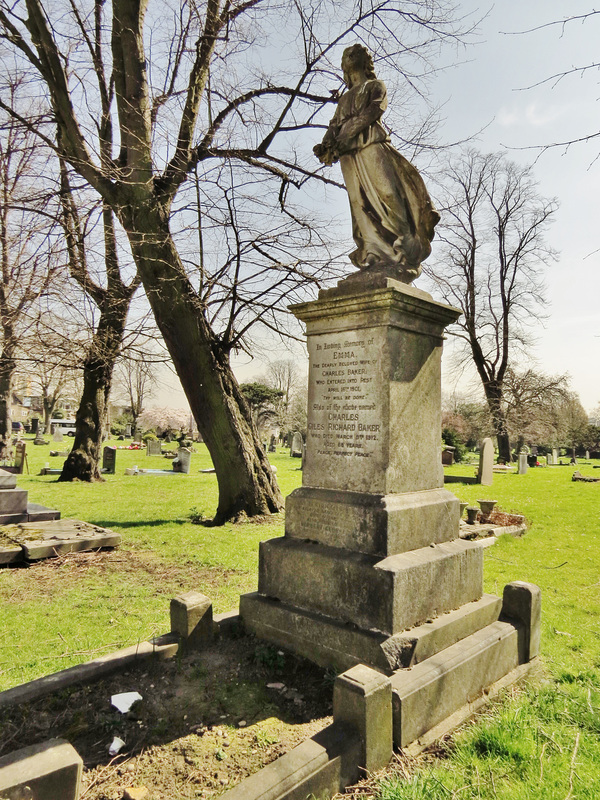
{"left": 426, "top": 149, "right": 558, "bottom": 462}
{"left": 57, "top": 163, "right": 141, "bottom": 481}
{"left": 0, "top": 0, "right": 474, "bottom": 521}
{"left": 115, "top": 355, "right": 156, "bottom": 435}
{"left": 16, "top": 319, "right": 83, "bottom": 430}
{"left": 0, "top": 107, "right": 62, "bottom": 454}
{"left": 501, "top": 368, "right": 570, "bottom": 455}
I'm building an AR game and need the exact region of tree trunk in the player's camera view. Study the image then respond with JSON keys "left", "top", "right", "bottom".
{"left": 483, "top": 382, "right": 511, "bottom": 463}
{"left": 122, "top": 206, "right": 284, "bottom": 523}
{"left": 58, "top": 298, "right": 128, "bottom": 482}
{"left": 0, "top": 344, "right": 15, "bottom": 458}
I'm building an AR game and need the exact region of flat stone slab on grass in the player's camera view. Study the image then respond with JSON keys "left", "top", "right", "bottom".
{"left": 0, "top": 519, "right": 121, "bottom": 563}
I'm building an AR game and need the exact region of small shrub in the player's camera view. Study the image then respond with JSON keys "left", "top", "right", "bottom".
{"left": 189, "top": 506, "right": 205, "bottom": 524}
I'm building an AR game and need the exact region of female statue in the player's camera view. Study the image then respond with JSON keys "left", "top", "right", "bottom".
{"left": 314, "top": 45, "right": 439, "bottom": 284}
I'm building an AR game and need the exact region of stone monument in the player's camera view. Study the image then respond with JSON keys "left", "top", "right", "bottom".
{"left": 240, "top": 45, "right": 540, "bottom": 750}
{"left": 102, "top": 446, "right": 116, "bottom": 475}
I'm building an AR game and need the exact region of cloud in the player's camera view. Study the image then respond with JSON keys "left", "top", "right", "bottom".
{"left": 497, "top": 102, "right": 567, "bottom": 128}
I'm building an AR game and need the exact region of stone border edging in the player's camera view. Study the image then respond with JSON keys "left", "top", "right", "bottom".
{"left": 0, "top": 633, "right": 179, "bottom": 710}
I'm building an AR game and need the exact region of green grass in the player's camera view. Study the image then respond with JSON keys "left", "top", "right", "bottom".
{"left": 373, "top": 461, "right": 600, "bottom": 800}
{"left": 0, "top": 438, "right": 303, "bottom": 689}
{"left": 2, "top": 445, "right": 600, "bottom": 797}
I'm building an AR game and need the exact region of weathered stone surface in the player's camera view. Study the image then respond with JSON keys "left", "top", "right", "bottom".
{"left": 0, "top": 738, "right": 82, "bottom": 800}
{"left": 391, "top": 621, "right": 520, "bottom": 747}
{"left": 0, "top": 634, "right": 179, "bottom": 710}
{"left": 0, "top": 540, "right": 22, "bottom": 565}
{"left": 285, "top": 486, "right": 460, "bottom": 556}
{"left": 170, "top": 592, "right": 213, "bottom": 647}
{"left": 501, "top": 581, "right": 541, "bottom": 662}
{"left": 0, "top": 489, "right": 28, "bottom": 516}
{"left": 258, "top": 537, "right": 483, "bottom": 636}
{"left": 220, "top": 721, "right": 360, "bottom": 800}
{"left": 13, "top": 519, "right": 120, "bottom": 561}
{"left": 333, "top": 665, "right": 392, "bottom": 774}
{"left": 388, "top": 594, "right": 502, "bottom": 667}
{"left": 241, "top": 592, "right": 502, "bottom": 674}
{"left": 25, "top": 504, "right": 61, "bottom": 523}
{"left": 477, "top": 438, "right": 494, "bottom": 485}
{"left": 0, "top": 469, "right": 17, "bottom": 489}
{"left": 292, "top": 285, "right": 460, "bottom": 496}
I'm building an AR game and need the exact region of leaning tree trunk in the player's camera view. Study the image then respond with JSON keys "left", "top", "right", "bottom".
{"left": 123, "top": 207, "right": 284, "bottom": 524}
{"left": 58, "top": 297, "right": 128, "bottom": 482}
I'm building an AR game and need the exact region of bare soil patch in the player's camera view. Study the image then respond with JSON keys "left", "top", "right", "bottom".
{"left": 0, "top": 634, "right": 332, "bottom": 799}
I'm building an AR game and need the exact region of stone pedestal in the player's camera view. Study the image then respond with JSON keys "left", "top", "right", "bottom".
{"left": 242, "top": 279, "right": 484, "bottom": 671}
{"left": 241, "top": 276, "right": 540, "bottom": 746}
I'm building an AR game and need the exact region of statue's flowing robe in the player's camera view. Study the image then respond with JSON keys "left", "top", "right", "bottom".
{"left": 322, "top": 79, "right": 439, "bottom": 275}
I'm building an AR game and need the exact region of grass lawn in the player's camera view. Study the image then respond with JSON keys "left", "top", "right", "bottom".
{"left": 0, "top": 438, "right": 303, "bottom": 690}
{"left": 1, "top": 444, "right": 599, "bottom": 798}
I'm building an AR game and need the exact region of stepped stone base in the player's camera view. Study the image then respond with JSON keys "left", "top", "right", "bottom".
{"left": 258, "top": 536, "right": 483, "bottom": 635}
{"left": 0, "top": 504, "right": 60, "bottom": 526}
{"left": 241, "top": 592, "right": 502, "bottom": 674}
{"left": 391, "top": 620, "right": 520, "bottom": 746}
{"left": 285, "top": 487, "right": 460, "bottom": 556}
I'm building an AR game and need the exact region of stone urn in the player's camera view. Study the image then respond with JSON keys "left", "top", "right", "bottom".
{"left": 477, "top": 500, "right": 497, "bottom": 520}
{"left": 459, "top": 501, "right": 468, "bottom": 519}
{"left": 466, "top": 506, "right": 479, "bottom": 525}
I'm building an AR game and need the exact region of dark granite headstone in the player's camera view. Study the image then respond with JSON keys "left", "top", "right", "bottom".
{"left": 102, "top": 446, "right": 116, "bottom": 475}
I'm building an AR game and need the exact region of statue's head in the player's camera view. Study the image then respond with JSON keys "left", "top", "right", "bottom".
{"left": 341, "top": 44, "right": 376, "bottom": 87}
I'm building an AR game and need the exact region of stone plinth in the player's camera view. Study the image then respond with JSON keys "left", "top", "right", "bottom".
{"left": 240, "top": 275, "right": 540, "bottom": 711}
{"left": 299, "top": 282, "right": 459, "bottom": 495}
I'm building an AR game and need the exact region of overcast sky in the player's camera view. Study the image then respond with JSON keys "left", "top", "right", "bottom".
{"left": 154, "top": 1, "right": 600, "bottom": 414}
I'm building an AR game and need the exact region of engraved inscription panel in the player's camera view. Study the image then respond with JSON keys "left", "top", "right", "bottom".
{"left": 303, "top": 330, "right": 386, "bottom": 491}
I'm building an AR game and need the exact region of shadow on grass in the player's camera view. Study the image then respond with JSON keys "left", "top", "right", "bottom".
{"left": 88, "top": 518, "right": 191, "bottom": 529}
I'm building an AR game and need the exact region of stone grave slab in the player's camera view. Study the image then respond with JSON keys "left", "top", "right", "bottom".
{"left": 0, "top": 519, "right": 121, "bottom": 562}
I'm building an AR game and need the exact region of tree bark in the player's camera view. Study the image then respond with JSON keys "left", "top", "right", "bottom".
{"left": 122, "top": 204, "right": 283, "bottom": 522}
{"left": 0, "top": 344, "right": 15, "bottom": 456}
{"left": 483, "top": 381, "right": 511, "bottom": 463}
{"left": 58, "top": 295, "right": 129, "bottom": 482}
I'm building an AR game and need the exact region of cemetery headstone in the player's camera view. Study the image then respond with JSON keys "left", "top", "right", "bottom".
{"left": 53, "top": 428, "right": 64, "bottom": 443}
{"left": 146, "top": 439, "right": 162, "bottom": 456}
{"left": 552, "top": 448, "right": 559, "bottom": 463}
{"left": 102, "top": 446, "right": 116, "bottom": 475}
{"left": 173, "top": 447, "right": 192, "bottom": 474}
{"left": 441, "top": 446, "right": 455, "bottom": 465}
{"left": 290, "top": 431, "right": 303, "bottom": 458}
{"left": 125, "top": 423, "right": 132, "bottom": 437}
{"left": 30, "top": 418, "right": 39, "bottom": 434}
{"left": 269, "top": 434, "right": 277, "bottom": 453}
{"left": 586, "top": 450, "right": 590, "bottom": 460}
{"left": 13, "top": 442, "right": 26, "bottom": 475}
{"left": 476, "top": 438, "right": 494, "bottom": 486}
{"left": 518, "top": 453, "right": 528, "bottom": 475}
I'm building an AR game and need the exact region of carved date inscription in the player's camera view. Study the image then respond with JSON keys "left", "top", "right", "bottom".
{"left": 307, "top": 335, "right": 381, "bottom": 460}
